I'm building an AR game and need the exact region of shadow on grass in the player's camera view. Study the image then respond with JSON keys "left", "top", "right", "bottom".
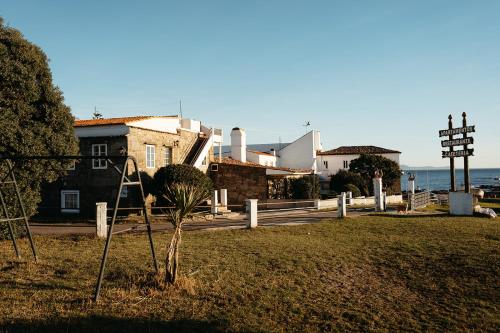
{"left": 0, "top": 316, "right": 250, "bottom": 333}
{"left": 0, "top": 280, "right": 78, "bottom": 291}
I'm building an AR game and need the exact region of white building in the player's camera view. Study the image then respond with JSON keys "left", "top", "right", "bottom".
{"left": 227, "top": 128, "right": 401, "bottom": 181}
{"left": 229, "top": 127, "right": 321, "bottom": 173}
{"left": 277, "top": 130, "right": 322, "bottom": 172}
{"left": 317, "top": 146, "right": 401, "bottom": 177}
{"left": 247, "top": 150, "right": 277, "bottom": 167}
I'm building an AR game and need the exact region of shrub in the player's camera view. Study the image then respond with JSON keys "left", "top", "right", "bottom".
{"left": 290, "top": 175, "right": 320, "bottom": 200}
{"left": 153, "top": 165, "right": 213, "bottom": 205}
{"left": 330, "top": 170, "right": 369, "bottom": 196}
{"left": 344, "top": 184, "right": 361, "bottom": 198}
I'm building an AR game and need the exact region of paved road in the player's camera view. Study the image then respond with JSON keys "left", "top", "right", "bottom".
{"left": 29, "top": 209, "right": 370, "bottom": 236}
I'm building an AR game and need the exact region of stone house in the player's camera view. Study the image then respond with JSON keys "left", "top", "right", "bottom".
{"left": 39, "top": 116, "right": 222, "bottom": 217}
{"left": 209, "top": 159, "right": 311, "bottom": 206}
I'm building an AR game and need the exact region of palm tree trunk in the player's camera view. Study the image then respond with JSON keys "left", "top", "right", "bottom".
{"left": 165, "top": 224, "right": 182, "bottom": 284}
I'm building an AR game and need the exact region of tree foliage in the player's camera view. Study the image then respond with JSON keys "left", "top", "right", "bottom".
{"left": 344, "top": 184, "right": 362, "bottom": 198}
{"left": 348, "top": 154, "right": 401, "bottom": 194}
{"left": 153, "top": 164, "right": 213, "bottom": 206}
{"left": 290, "top": 175, "right": 320, "bottom": 200}
{"left": 330, "top": 170, "right": 369, "bottom": 196}
{"left": 0, "top": 19, "right": 78, "bottom": 238}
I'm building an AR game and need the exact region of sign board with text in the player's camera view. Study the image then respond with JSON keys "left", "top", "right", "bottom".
{"left": 439, "top": 125, "right": 475, "bottom": 137}
{"left": 441, "top": 137, "right": 474, "bottom": 148}
{"left": 442, "top": 149, "right": 474, "bottom": 158}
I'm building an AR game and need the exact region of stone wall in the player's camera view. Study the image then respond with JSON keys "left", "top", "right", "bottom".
{"left": 127, "top": 127, "right": 199, "bottom": 177}
{"left": 38, "top": 127, "right": 206, "bottom": 218}
{"left": 39, "top": 136, "right": 128, "bottom": 217}
{"left": 209, "top": 163, "right": 268, "bottom": 205}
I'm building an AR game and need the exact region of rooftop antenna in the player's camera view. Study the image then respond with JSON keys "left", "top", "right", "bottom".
{"left": 303, "top": 121, "right": 311, "bottom": 134}
{"left": 179, "top": 100, "right": 183, "bottom": 119}
{"left": 92, "top": 106, "right": 103, "bottom": 120}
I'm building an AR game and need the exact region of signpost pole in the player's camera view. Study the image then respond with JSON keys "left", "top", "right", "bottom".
{"left": 462, "top": 112, "right": 470, "bottom": 193}
{"left": 448, "top": 115, "right": 456, "bottom": 192}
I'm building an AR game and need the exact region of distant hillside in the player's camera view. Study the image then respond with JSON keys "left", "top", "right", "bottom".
{"left": 401, "top": 165, "right": 448, "bottom": 171}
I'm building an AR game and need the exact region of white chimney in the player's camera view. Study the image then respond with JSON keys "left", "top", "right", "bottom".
{"left": 270, "top": 148, "right": 276, "bottom": 156}
{"left": 230, "top": 127, "right": 246, "bottom": 163}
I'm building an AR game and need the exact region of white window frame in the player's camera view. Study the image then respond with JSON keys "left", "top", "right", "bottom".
{"left": 92, "top": 144, "right": 107, "bottom": 169}
{"left": 61, "top": 190, "right": 80, "bottom": 213}
{"left": 67, "top": 160, "right": 76, "bottom": 171}
{"left": 163, "top": 147, "right": 172, "bottom": 166}
{"left": 146, "top": 145, "right": 156, "bottom": 169}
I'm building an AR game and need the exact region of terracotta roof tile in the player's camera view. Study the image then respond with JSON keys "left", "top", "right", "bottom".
{"left": 318, "top": 146, "right": 401, "bottom": 156}
{"left": 74, "top": 116, "right": 178, "bottom": 127}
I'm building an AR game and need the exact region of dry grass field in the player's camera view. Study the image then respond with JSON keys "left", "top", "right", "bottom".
{"left": 0, "top": 215, "right": 499, "bottom": 332}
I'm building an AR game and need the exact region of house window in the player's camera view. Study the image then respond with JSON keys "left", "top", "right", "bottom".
{"left": 146, "top": 145, "right": 156, "bottom": 168}
{"left": 92, "top": 144, "right": 107, "bottom": 169}
{"left": 61, "top": 190, "right": 80, "bottom": 213}
{"left": 67, "top": 160, "right": 76, "bottom": 171}
{"left": 343, "top": 160, "right": 349, "bottom": 169}
{"left": 323, "top": 161, "right": 329, "bottom": 169}
{"left": 163, "top": 147, "right": 172, "bottom": 166}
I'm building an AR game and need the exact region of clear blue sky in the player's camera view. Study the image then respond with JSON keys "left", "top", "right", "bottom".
{"left": 2, "top": 0, "right": 499, "bottom": 167}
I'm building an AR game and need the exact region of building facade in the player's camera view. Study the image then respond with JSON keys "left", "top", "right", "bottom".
{"left": 317, "top": 146, "right": 401, "bottom": 176}
{"left": 39, "top": 116, "right": 222, "bottom": 217}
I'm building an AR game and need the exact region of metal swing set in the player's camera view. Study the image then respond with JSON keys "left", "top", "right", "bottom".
{"left": 0, "top": 154, "right": 159, "bottom": 301}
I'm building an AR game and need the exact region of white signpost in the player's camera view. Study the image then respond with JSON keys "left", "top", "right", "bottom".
{"left": 337, "top": 192, "right": 346, "bottom": 218}
{"left": 373, "top": 172, "right": 384, "bottom": 212}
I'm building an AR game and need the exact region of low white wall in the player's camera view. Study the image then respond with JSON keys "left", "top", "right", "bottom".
{"left": 351, "top": 197, "right": 375, "bottom": 206}
{"left": 318, "top": 195, "right": 402, "bottom": 209}
{"left": 318, "top": 199, "right": 338, "bottom": 209}
{"left": 387, "top": 195, "right": 403, "bottom": 204}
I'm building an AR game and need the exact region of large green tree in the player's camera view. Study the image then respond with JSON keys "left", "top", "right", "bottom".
{"left": 348, "top": 154, "right": 401, "bottom": 195}
{"left": 0, "top": 18, "right": 78, "bottom": 233}
{"left": 330, "top": 170, "right": 369, "bottom": 196}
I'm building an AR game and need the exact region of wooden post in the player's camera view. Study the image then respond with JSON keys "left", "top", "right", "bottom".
{"left": 448, "top": 115, "right": 456, "bottom": 192}
{"left": 462, "top": 112, "right": 470, "bottom": 193}
{"left": 96, "top": 202, "right": 107, "bottom": 238}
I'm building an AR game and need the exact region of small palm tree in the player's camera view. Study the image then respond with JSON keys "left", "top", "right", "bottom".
{"left": 162, "top": 183, "right": 209, "bottom": 284}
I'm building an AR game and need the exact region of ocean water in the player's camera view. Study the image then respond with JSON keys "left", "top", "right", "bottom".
{"left": 401, "top": 168, "right": 500, "bottom": 191}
